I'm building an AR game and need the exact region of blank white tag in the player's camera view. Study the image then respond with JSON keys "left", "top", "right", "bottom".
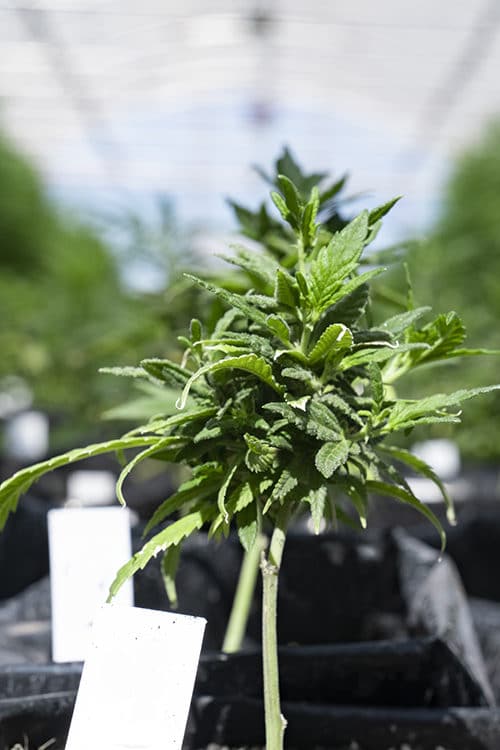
{"left": 65, "top": 604, "right": 206, "bottom": 750}
{"left": 66, "top": 470, "right": 117, "bottom": 506}
{"left": 48, "top": 507, "right": 134, "bottom": 663}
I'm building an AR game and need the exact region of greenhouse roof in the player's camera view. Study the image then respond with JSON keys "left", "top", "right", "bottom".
{"left": 1, "top": 0, "right": 500, "bottom": 228}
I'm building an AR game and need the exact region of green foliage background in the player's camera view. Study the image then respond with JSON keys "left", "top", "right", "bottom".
{"left": 379, "top": 124, "right": 500, "bottom": 461}
{"left": 0, "top": 134, "right": 181, "bottom": 446}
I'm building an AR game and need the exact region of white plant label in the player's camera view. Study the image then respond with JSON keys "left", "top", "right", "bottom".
{"left": 65, "top": 604, "right": 206, "bottom": 750}
{"left": 48, "top": 507, "right": 133, "bottom": 662}
{"left": 66, "top": 469, "right": 117, "bottom": 506}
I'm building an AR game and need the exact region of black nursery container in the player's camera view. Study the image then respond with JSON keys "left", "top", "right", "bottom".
{"left": 2, "top": 519, "right": 500, "bottom": 748}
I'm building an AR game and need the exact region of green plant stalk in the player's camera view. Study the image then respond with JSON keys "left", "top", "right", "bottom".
{"left": 261, "top": 507, "right": 290, "bottom": 750}
{"left": 222, "top": 533, "right": 266, "bottom": 653}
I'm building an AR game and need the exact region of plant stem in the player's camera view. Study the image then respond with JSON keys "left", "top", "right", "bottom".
{"left": 222, "top": 533, "right": 266, "bottom": 653}
{"left": 261, "top": 507, "right": 290, "bottom": 750}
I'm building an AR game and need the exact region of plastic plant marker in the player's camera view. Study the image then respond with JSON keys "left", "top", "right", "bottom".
{"left": 65, "top": 604, "right": 206, "bottom": 750}
{"left": 48, "top": 507, "right": 133, "bottom": 663}
{"left": 4, "top": 410, "right": 49, "bottom": 460}
{"left": 66, "top": 469, "right": 117, "bottom": 506}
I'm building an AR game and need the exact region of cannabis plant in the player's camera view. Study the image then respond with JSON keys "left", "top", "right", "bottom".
{"left": 0, "top": 159, "right": 498, "bottom": 750}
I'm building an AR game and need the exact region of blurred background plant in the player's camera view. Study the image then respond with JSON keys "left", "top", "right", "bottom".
{"left": 0, "top": 132, "right": 195, "bottom": 449}
{"left": 376, "top": 123, "right": 500, "bottom": 463}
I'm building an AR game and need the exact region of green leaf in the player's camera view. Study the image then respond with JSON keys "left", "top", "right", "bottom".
{"left": 301, "top": 186, "right": 320, "bottom": 246}
{"left": 0, "top": 436, "right": 162, "bottom": 531}
{"left": 271, "top": 191, "right": 290, "bottom": 222}
{"left": 143, "top": 472, "right": 221, "bottom": 536}
{"left": 218, "top": 463, "right": 239, "bottom": 523}
{"left": 322, "top": 283, "right": 369, "bottom": 326}
{"left": 266, "top": 314, "right": 291, "bottom": 344}
{"left": 378, "top": 445, "right": 456, "bottom": 525}
{"left": 263, "top": 469, "right": 298, "bottom": 513}
{"left": 338, "top": 342, "right": 428, "bottom": 371}
{"left": 342, "top": 479, "right": 368, "bottom": 529}
{"left": 315, "top": 439, "right": 350, "bottom": 479}
{"left": 277, "top": 174, "right": 302, "bottom": 219}
{"left": 308, "top": 212, "right": 369, "bottom": 314}
{"left": 221, "top": 244, "right": 278, "bottom": 287}
{"left": 367, "top": 480, "right": 445, "bottom": 551}
{"left": 141, "top": 358, "right": 192, "bottom": 387}
{"left": 176, "top": 354, "right": 283, "bottom": 410}
{"left": 387, "top": 385, "right": 500, "bottom": 432}
{"left": 244, "top": 434, "right": 278, "bottom": 473}
{"left": 108, "top": 505, "right": 215, "bottom": 600}
{"left": 185, "top": 275, "right": 269, "bottom": 328}
{"left": 306, "top": 400, "right": 342, "bottom": 441}
{"left": 321, "top": 393, "right": 365, "bottom": 427}
{"left": 305, "top": 486, "right": 327, "bottom": 534}
{"left": 281, "top": 366, "right": 315, "bottom": 385}
{"left": 319, "top": 175, "right": 348, "bottom": 204}
{"left": 308, "top": 324, "right": 353, "bottom": 364}
{"left": 161, "top": 544, "right": 181, "bottom": 608}
{"left": 368, "top": 196, "right": 401, "bottom": 225}
{"left": 237, "top": 501, "right": 259, "bottom": 552}
{"left": 380, "top": 307, "right": 431, "bottom": 336}
{"left": 275, "top": 268, "right": 299, "bottom": 308}
{"left": 368, "top": 362, "right": 384, "bottom": 413}
{"left": 116, "top": 437, "right": 182, "bottom": 506}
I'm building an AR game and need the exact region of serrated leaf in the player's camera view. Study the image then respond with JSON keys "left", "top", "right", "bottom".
{"left": 378, "top": 444, "right": 455, "bottom": 525}
{"left": 185, "top": 275, "right": 269, "bottom": 328}
{"left": 319, "top": 175, "right": 348, "bottom": 205}
{"left": 143, "top": 471, "right": 222, "bottom": 536}
{"left": 263, "top": 469, "right": 298, "bottom": 513}
{"left": 99, "top": 366, "right": 153, "bottom": 380}
{"left": 321, "top": 393, "right": 365, "bottom": 427}
{"left": 161, "top": 544, "right": 181, "bottom": 608}
{"left": 108, "top": 505, "right": 215, "bottom": 600}
{"left": 221, "top": 244, "right": 278, "bottom": 287}
{"left": 271, "top": 190, "right": 289, "bottom": 221}
{"left": 237, "top": 501, "right": 259, "bottom": 552}
{"left": 0, "top": 436, "right": 163, "bottom": 531}
{"left": 308, "top": 324, "right": 353, "bottom": 364}
{"left": 277, "top": 174, "right": 302, "bottom": 219}
{"left": 315, "top": 439, "right": 349, "bottom": 479}
{"left": 368, "top": 196, "right": 401, "bottom": 225}
{"left": 266, "top": 314, "right": 291, "bottom": 344}
{"left": 343, "top": 479, "right": 368, "bottom": 529}
{"left": 306, "top": 400, "right": 342, "bottom": 441}
{"left": 380, "top": 307, "right": 431, "bottom": 336}
{"left": 301, "top": 186, "right": 320, "bottom": 246}
{"left": 407, "top": 311, "right": 468, "bottom": 365}
{"left": 386, "top": 385, "right": 500, "bottom": 432}
{"left": 338, "top": 342, "right": 428, "bottom": 371}
{"left": 116, "top": 437, "right": 182, "bottom": 506}
{"left": 177, "top": 354, "right": 283, "bottom": 410}
{"left": 274, "top": 268, "right": 299, "bottom": 308}
{"left": 367, "top": 480, "right": 445, "bottom": 551}
{"left": 281, "top": 366, "right": 315, "bottom": 384}
{"left": 322, "top": 283, "right": 369, "bottom": 326}
{"left": 244, "top": 434, "right": 278, "bottom": 473}
{"left": 308, "top": 212, "right": 369, "bottom": 314}
{"left": 305, "top": 486, "right": 327, "bottom": 534}
{"left": 368, "top": 362, "right": 384, "bottom": 412}
{"left": 217, "top": 463, "right": 239, "bottom": 523}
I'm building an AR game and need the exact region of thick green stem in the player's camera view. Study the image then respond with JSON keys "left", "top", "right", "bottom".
{"left": 261, "top": 508, "right": 289, "bottom": 750}
{"left": 222, "top": 533, "right": 266, "bottom": 653}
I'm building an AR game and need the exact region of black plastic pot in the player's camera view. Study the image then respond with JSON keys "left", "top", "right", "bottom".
{"left": 1, "top": 641, "right": 499, "bottom": 750}
{"left": 2, "top": 526, "right": 500, "bottom": 748}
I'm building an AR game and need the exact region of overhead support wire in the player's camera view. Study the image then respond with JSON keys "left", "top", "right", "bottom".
{"left": 397, "top": 0, "right": 500, "bottom": 175}
{"left": 16, "top": 1, "right": 125, "bottom": 185}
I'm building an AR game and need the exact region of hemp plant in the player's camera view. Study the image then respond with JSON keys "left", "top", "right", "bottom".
{"left": 0, "top": 160, "right": 498, "bottom": 750}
